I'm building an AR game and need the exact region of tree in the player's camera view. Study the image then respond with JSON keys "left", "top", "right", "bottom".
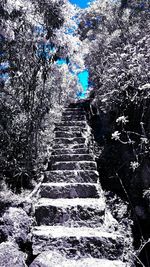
{"left": 0, "top": 0, "right": 80, "bottom": 191}
{"left": 78, "top": 0, "right": 150, "bottom": 222}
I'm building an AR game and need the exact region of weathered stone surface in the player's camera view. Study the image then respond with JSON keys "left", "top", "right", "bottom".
{"left": 51, "top": 161, "right": 97, "bottom": 171}
{"left": 67, "top": 102, "right": 85, "bottom": 109}
{"left": 40, "top": 183, "right": 100, "bottom": 198}
{"left": 54, "top": 137, "right": 86, "bottom": 145}
{"left": 44, "top": 170, "right": 99, "bottom": 183}
{"left": 62, "top": 115, "right": 86, "bottom": 121}
{"left": 55, "top": 131, "right": 82, "bottom": 138}
{"left": 1, "top": 207, "right": 32, "bottom": 244}
{"left": 35, "top": 198, "right": 105, "bottom": 226}
{"left": 63, "top": 107, "right": 84, "bottom": 111}
{"left": 0, "top": 241, "right": 27, "bottom": 267}
{"left": 31, "top": 103, "right": 128, "bottom": 265}
{"left": 30, "top": 251, "right": 126, "bottom": 267}
{"left": 62, "top": 111, "right": 85, "bottom": 116}
{"left": 62, "top": 110, "right": 85, "bottom": 116}
{"left": 55, "top": 121, "right": 86, "bottom": 127}
{"left": 53, "top": 143, "right": 86, "bottom": 149}
{"left": 54, "top": 126, "right": 86, "bottom": 132}
{"left": 32, "top": 226, "right": 124, "bottom": 260}
{"left": 51, "top": 154, "right": 94, "bottom": 162}
{"left": 51, "top": 148, "right": 90, "bottom": 155}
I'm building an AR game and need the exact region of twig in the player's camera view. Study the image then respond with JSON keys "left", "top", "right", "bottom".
{"left": 25, "top": 173, "right": 44, "bottom": 201}
{"left": 131, "top": 252, "right": 146, "bottom": 267}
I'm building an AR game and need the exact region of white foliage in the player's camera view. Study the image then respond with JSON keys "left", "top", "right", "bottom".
{"left": 111, "top": 131, "right": 121, "bottom": 141}
{"left": 6, "top": 0, "right": 43, "bottom": 25}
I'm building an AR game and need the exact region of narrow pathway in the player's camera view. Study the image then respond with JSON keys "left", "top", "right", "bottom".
{"left": 32, "top": 102, "right": 127, "bottom": 266}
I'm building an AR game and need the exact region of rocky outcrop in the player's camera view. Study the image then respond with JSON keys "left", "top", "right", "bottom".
{"left": 30, "top": 251, "right": 126, "bottom": 267}
{"left": 0, "top": 241, "right": 27, "bottom": 267}
{"left": 31, "top": 103, "right": 133, "bottom": 266}
{"left": 0, "top": 207, "right": 32, "bottom": 244}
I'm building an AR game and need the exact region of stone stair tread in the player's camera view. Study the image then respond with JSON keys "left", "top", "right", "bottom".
{"left": 51, "top": 154, "right": 94, "bottom": 162}
{"left": 51, "top": 161, "right": 97, "bottom": 171}
{"left": 53, "top": 137, "right": 86, "bottom": 145}
{"left": 54, "top": 126, "right": 86, "bottom": 131}
{"left": 41, "top": 182, "right": 99, "bottom": 186}
{"left": 55, "top": 131, "right": 82, "bottom": 133}
{"left": 55, "top": 131, "right": 82, "bottom": 138}
{"left": 62, "top": 259, "right": 126, "bottom": 267}
{"left": 35, "top": 197, "right": 105, "bottom": 208}
{"left": 61, "top": 115, "right": 85, "bottom": 122}
{"left": 54, "top": 137, "right": 86, "bottom": 141}
{"left": 53, "top": 144, "right": 86, "bottom": 149}
{"left": 62, "top": 113, "right": 84, "bottom": 115}
{"left": 62, "top": 114, "right": 85, "bottom": 117}
{"left": 44, "top": 170, "right": 99, "bottom": 173}
{"left": 44, "top": 170, "right": 99, "bottom": 183}
{"left": 40, "top": 182, "right": 100, "bottom": 198}
{"left": 30, "top": 252, "right": 126, "bottom": 267}
{"left": 54, "top": 137, "right": 86, "bottom": 139}
{"left": 44, "top": 170, "right": 99, "bottom": 175}
{"left": 62, "top": 113, "right": 85, "bottom": 117}
{"left": 67, "top": 103, "right": 85, "bottom": 108}
{"left": 63, "top": 107, "right": 84, "bottom": 110}
{"left": 32, "top": 225, "right": 123, "bottom": 239}
{"left": 32, "top": 226, "right": 124, "bottom": 258}
{"left": 57, "top": 120, "right": 86, "bottom": 123}
{"left": 51, "top": 160, "right": 96, "bottom": 164}
{"left": 55, "top": 121, "right": 86, "bottom": 126}
{"left": 51, "top": 153, "right": 94, "bottom": 155}
{"left": 62, "top": 109, "right": 85, "bottom": 112}
{"left": 62, "top": 109, "right": 85, "bottom": 113}
{"left": 51, "top": 148, "right": 90, "bottom": 155}
{"left": 35, "top": 198, "right": 106, "bottom": 226}
{"left": 32, "top": 225, "right": 124, "bottom": 258}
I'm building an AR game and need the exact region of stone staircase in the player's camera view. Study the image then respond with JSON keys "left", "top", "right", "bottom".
{"left": 31, "top": 103, "right": 128, "bottom": 266}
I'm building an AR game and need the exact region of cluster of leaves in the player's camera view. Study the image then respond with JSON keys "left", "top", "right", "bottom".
{"left": 80, "top": 0, "right": 150, "bottom": 174}
{"left": 79, "top": 4, "right": 150, "bottom": 252}
{"left": 0, "top": 0, "right": 79, "bottom": 191}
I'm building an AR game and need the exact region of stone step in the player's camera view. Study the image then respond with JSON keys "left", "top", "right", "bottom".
{"left": 32, "top": 225, "right": 124, "bottom": 259}
{"left": 67, "top": 102, "right": 84, "bottom": 108}
{"left": 35, "top": 197, "right": 105, "bottom": 227}
{"left": 30, "top": 252, "right": 126, "bottom": 267}
{"left": 55, "top": 131, "right": 82, "bottom": 138}
{"left": 63, "top": 108, "right": 84, "bottom": 112}
{"left": 55, "top": 121, "right": 86, "bottom": 127}
{"left": 62, "top": 115, "right": 85, "bottom": 121}
{"left": 51, "top": 161, "right": 97, "bottom": 171}
{"left": 51, "top": 154, "right": 94, "bottom": 162}
{"left": 62, "top": 111, "right": 85, "bottom": 116}
{"left": 40, "top": 182, "right": 100, "bottom": 198}
{"left": 53, "top": 144, "right": 86, "bottom": 150}
{"left": 43, "top": 170, "right": 99, "bottom": 183}
{"left": 51, "top": 148, "right": 90, "bottom": 155}
{"left": 54, "top": 137, "right": 86, "bottom": 145}
{"left": 54, "top": 126, "right": 86, "bottom": 132}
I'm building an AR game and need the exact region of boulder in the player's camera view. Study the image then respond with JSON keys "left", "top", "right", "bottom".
{"left": 1, "top": 207, "right": 32, "bottom": 244}
{"left": 0, "top": 241, "right": 27, "bottom": 267}
{"left": 30, "top": 251, "right": 126, "bottom": 267}
{"left": 30, "top": 251, "right": 63, "bottom": 267}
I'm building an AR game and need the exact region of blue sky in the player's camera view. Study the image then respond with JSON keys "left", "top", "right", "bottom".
{"left": 57, "top": 59, "right": 89, "bottom": 98}
{"left": 77, "top": 70, "right": 89, "bottom": 97}
{"left": 70, "top": 0, "right": 90, "bottom": 9}
{"left": 69, "top": 0, "right": 91, "bottom": 98}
